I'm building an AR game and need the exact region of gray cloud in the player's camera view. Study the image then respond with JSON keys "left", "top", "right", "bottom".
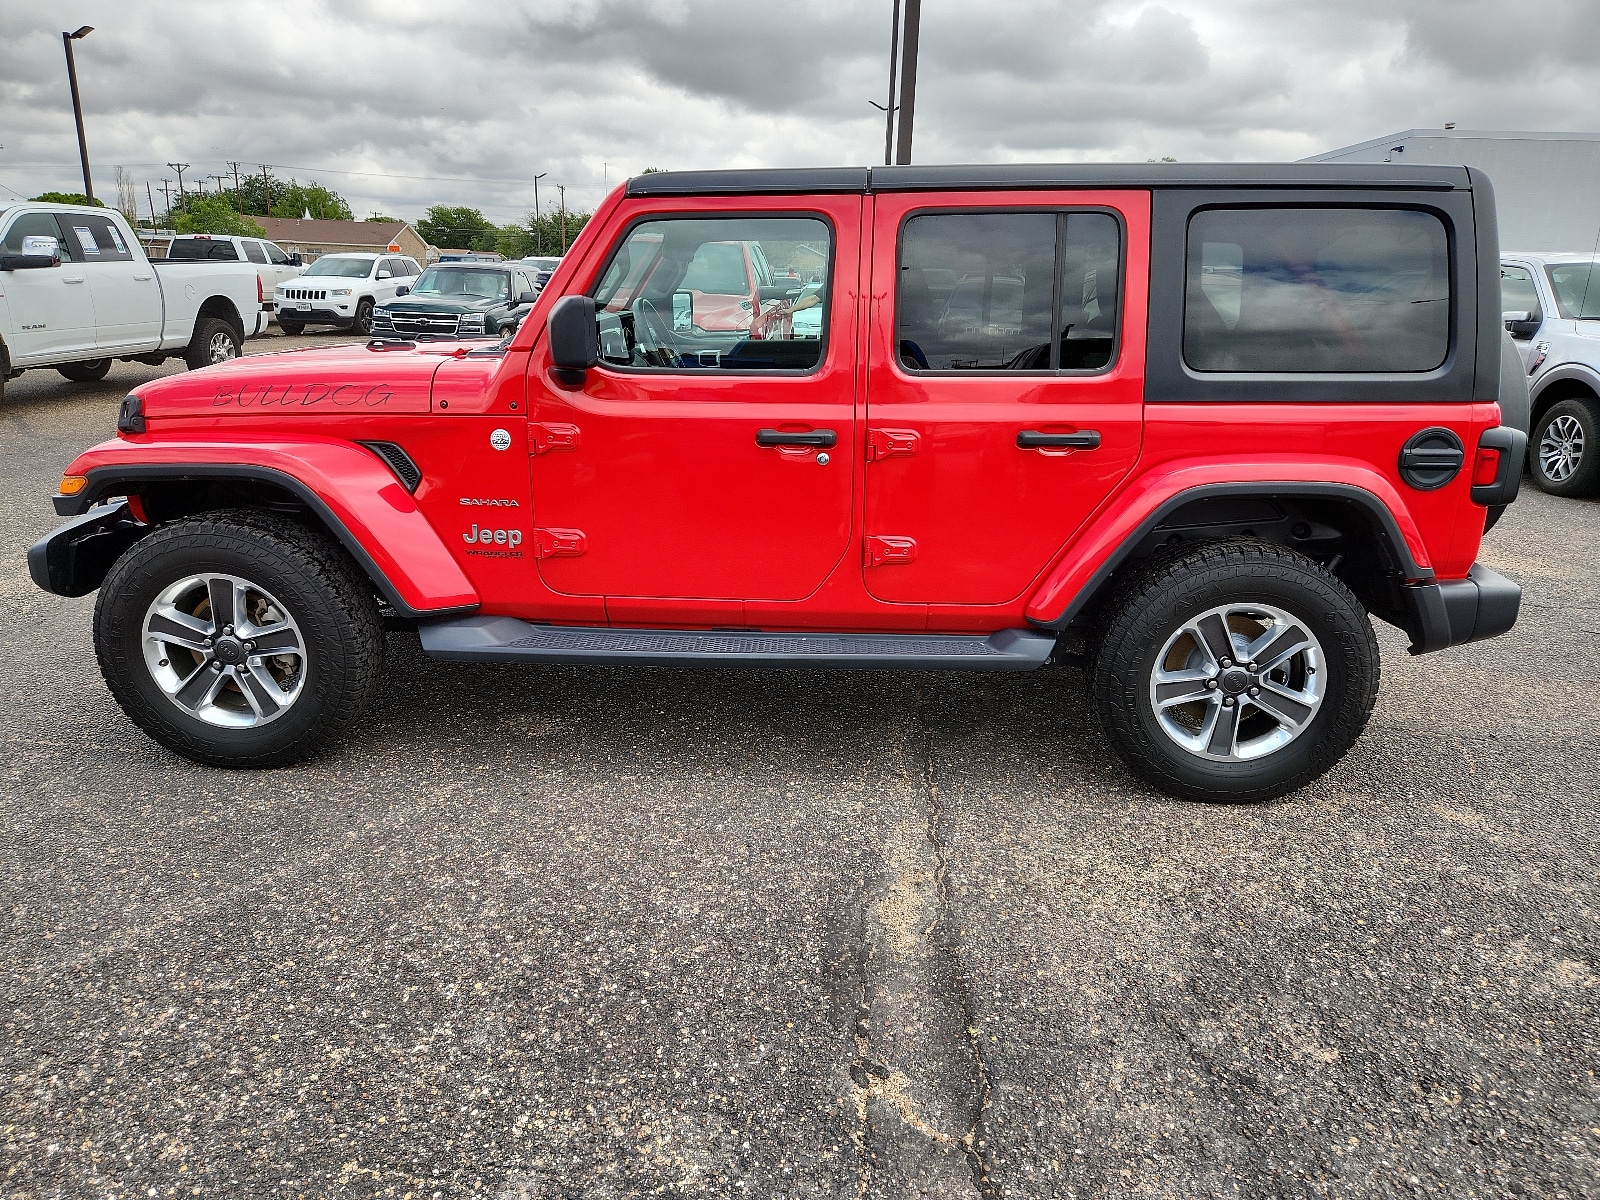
{"left": 2, "top": 0, "right": 1598, "bottom": 225}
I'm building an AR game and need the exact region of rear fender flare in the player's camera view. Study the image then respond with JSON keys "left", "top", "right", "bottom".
{"left": 1026, "top": 471, "right": 1434, "bottom": 630}
{"left": 57, "top": 438, "right": 478, "bottom": 617}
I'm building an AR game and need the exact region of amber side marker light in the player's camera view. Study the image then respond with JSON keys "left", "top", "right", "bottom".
{"left": 58, "top": 475, "right": 88, "bottom": 496}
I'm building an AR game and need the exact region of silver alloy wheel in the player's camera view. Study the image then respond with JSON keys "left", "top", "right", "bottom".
{"left": 141, "top": 573, "right": 306, "bottom": 728}
{"left": 208, "top": 329, "right": 238, "bottom": 364}
{"left": 1148, "top": 602, "right": 1326, "bottom": 762}
{"left": 1538, "top": 414, "right": 1585, "bottom": 483}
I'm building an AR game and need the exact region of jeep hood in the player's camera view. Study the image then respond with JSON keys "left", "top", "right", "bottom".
{"left": 124, "top": 341, "right": 505, "bottom": 424}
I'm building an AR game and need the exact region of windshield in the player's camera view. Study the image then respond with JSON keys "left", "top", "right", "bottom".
{"left": 521, "top": 256, "right": 561, "bottom": 271}
{"left": 411, "top": 266, "right": 510, "bottom": 301}
{"left": 1545, "top": 262, "right": 1600, "bottom": 320}
{"left": 303, "top": 257, "right": 373, "bottom": 278}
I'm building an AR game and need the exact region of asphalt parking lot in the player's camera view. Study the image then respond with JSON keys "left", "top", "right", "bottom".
{"left": 2, "top": 343, "right": 1597, "bottom": 1199}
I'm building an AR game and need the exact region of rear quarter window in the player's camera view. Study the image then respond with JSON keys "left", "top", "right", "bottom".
{"left": 1184, "top": 208, "right": 1450, "bottom": 373}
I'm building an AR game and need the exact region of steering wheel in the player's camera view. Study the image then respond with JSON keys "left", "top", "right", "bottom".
{"left": 633, "top": 297, "right": 681, "bottom": 367}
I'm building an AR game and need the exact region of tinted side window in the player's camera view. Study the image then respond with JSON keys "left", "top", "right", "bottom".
{"left": 2, "top": 212, "right": 65, "bottom": 254}
{"left": 1184, "top": 208, "right": 1449, "bottom": 373}
{"left": 592, "top": 216, "right": 832, "bottom": 373}
{"left": 896, "top": 211, "right": 1120, "bottom": 373}
{"left": 263, "top": 241, "right": 292, "bottom": 265}
{"left": 242, "top": 240, "right": 268, "bottom": 264}
{"left": 57, "top": 214, "right": 134, "bottom": 263}
{"left": 1499, "top": 266, "right": 1540, "bottom": 318}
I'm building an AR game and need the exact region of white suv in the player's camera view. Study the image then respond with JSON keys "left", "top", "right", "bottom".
{"left": 1501, "top": 254, "right": 1600, "bottom": 496}
{"left": 275, "top": 252, "right": 421, "bottom": 336}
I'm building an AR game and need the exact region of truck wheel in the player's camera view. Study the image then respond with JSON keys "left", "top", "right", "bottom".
{"left": 57, "top": 358, "right": 112, "bottom": 383}
{"left": 185, "top": 317, "right": 242, "bottom": 370}
{"left": 353, "top": 298, "right": 374, "bottom": 337}
{"left": 93, "top": 510, "right": 384, "bottom": 768}
{"left": 277, "top": 318, "right": 304, "bottom": 335}
{"left": 1092, "top": 541, "right": 1379, "bottom": 803}
{"left": 1529, "top": 396, "right": 1600, "bottom": 498}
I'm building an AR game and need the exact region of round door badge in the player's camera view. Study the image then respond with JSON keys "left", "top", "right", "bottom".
{"left": 490, "top": 428, "right": 512, "bottom": 451}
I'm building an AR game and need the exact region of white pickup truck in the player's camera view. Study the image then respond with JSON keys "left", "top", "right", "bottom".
{"left": 1501, "top": 253, "right": 1600, "bottom": 496}
{"left": 0, "top": 202, "right": 264, "bottom": 403}
{"left": 165, "top": 233, "right": 305, "bottom": 316}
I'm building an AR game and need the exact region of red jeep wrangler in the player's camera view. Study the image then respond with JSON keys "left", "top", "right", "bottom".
{"left": 29, "top": 164, "right": 1528, "bottom": 801}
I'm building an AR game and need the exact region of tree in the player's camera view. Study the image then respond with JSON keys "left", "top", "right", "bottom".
{"left": 364, "top": 213, "right": 399, "bottom": 222}
{"left": 173, "top": 195, "right": 267, "bottom": 237}
{"left": 416, "top": 205, "right": 497, "bottom": 251}
{"left": 231, "top": 175, "right": 354, "bottom": 220}
{"left": 32, "top": 191, "right": 101, "bottom": 206}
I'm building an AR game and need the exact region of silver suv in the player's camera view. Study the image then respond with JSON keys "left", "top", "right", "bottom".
{"left": 1501, "top": 254, "right": 1600, "bottom": 496}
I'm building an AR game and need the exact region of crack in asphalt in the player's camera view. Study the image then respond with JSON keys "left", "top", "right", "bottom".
{"left": 921, "top": 724, "right": 1002, "bottom": 1200}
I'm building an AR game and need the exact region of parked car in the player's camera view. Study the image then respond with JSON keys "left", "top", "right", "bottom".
{"left": 275, "top": 252, "right": 421, "bottom": 335}
{"left": 518, "top": 255, "right": 563, "bottom": 293}
{"left": 1500, "top": 253, "right": 1600, "bottom": 495}
{"left": 371, "top": 262, "right": 541, "bottom": 340}
{"left": 166, "top": 234, "right": 304, "bottom": 317}
{"left": 0, "top": 201, "right": 264, "bottom": 400}
{"left": 29, "top": 163, "right": 1527, "bottom": 803}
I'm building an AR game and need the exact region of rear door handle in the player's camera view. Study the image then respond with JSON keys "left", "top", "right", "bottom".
{"left": 756, "top": 428, "right": 837, "bottom": 448}
{"left": 1017, "top": 429, "right": 1100, "bottom": 449}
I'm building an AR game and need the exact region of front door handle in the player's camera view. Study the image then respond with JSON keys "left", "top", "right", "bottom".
{"left": 62, "top": 275, "right": 86, "bottom": 285}
{"left": 756, "top": 428, "right": 837, "bottom": 448}
{"left": 1017, "top": 429, "right": 1100, "bottom": 449}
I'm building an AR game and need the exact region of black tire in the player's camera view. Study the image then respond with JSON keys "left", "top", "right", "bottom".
{"left": 185, "top": 316, "right": 243, "bottom": 371}
{"left": 1092, "top": 540, "right": 1380, "bottom": 803}
{"left": 353, "top": 298, "right": 374, "bottom": 337}
{"left": 1528, "top": 396, "right": 1600, "bottom": 498}
{"left": 94, "top": 510, "right": 384, "bottom": 768}
{"left": 57, "top": 358, "right": 112, "bottom": 383}
{"left": 277, "top": 317, "right": 304, "bottom": 336}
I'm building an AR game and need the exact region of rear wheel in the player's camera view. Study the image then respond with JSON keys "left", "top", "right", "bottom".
{"left": 94, "top": 510, "right": 384, "bottom": 767}
{"left": 57, "top": 358, "right": 112, "bottom": 383}
{"left": 1529, "top": 396, "right": 1600, "bottom": 497}
{"left": 1093, "top": 541, "right": 1379, "bottom": 803}
{"left": 185, "top": 317, "right": 242, "bottom": 370}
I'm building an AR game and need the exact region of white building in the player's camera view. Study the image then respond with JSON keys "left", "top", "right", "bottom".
{"left": 1307, "top": 129, "right": 1600, "bottom": 254}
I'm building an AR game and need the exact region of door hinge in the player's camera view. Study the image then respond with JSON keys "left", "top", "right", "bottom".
{"left": 864, "top": 535, "right": 917, "bottom": 567}
{"left": 530, "top": 422, "right": 581, "bottom": 455}
{"left": 866, "top": 427, "right": 919, "bottom": 461}
{"left": 532, "top": 527, "right": 586, "bottom": 558}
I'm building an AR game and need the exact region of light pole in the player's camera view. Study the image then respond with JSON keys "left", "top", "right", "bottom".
{"left": 61, "top": 26, "right": 95, "bottom": 203}
{"left": 894, "top": 0, "right": 921, "bottom": 165}
{"left": 558, "top": 184, "right": 567, "bottom": 253}
{"left": 879, "top": 0, "right": 901, "bottom": 165}
{"left": 532, "top": 173, "right": 547, "bottom": 255}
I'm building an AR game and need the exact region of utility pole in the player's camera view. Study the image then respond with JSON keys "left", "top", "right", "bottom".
{"left": 558, "top": 184, "right": 567, "bottom": 253}
{"left": 158, "top": 179, "right": 173, "bottom": 224}
{"left": 228, "top": 161, "right": 242, "bottom": 210}
{"left": 893, "top": 0, "right": 921, "bottom": 166}
{"left": 168, "top": 162, "right": 190, "bottom": 211}
{"left": 533, "top": 172, "right": 547, "bottom": 255}
{"left": 61, "top": 27, "right": 96, "bottom": 202}
{"left": 881, "top": 0, "right": 901, "bottom": 165}
{"left": 145, "top": 180, "right": 156, "bottom": 229}
{"left": 259, "top": 164, "right": 273, "bottom": 216}
{"left": 208, "top": 174, "right": 228, "bottom": 198}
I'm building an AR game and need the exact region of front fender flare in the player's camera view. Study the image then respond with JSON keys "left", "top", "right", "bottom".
{"left": 53, "top": 436, "right": 479, "bottom": 617}
{"left": 1530, "top": 361, "right": 1600, "bottom": 406}
{"left": 1025, "top": 463, "right": 1435, "bottom": 630}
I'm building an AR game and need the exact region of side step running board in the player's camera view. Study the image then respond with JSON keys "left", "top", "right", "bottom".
{"left": 418, "top": 617, "right": 1056, "bottom": 672}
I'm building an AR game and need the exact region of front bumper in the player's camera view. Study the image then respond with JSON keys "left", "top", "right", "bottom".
{"left": 278, "top": 306, "right": 355, "bottom": 327}
{"left": 28, "top": 502, "right": 146, "bottom": 597}
{"left": 1405, "top": 563, "right": 1521, "bottom": 655}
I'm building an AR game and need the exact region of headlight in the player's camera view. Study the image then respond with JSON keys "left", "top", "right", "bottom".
{"left": 331, "top": 288, "right": 353, "bottom": 297}
{"left": 458, "top": 313, "right": 487, "bottom": 333}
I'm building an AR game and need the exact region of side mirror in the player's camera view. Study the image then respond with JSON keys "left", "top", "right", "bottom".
{"left": 289, "top": 252, "right": 303, "bottom": 266}
{"left": 547, "top": 294, "right": 598, "bottom": 384}
{"left": 395, "top": 285, "right": 410, "bottom": 297}
{"left": 1, "top": 235, "right": 61, "bottom": 270}
{"left": 672, "top": 289, "right": 694, "bottom": 332}
{"left": 517, "top": 291, "right": 538, "bottom": 306}
{"left": 377, "top": 269, "right": 393, "bottom": 280}
{"left": 1503, "top": 309, "right": 1541, "bottom": 336}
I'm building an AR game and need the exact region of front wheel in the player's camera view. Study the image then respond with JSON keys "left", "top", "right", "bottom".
{"left": 1529, "top": 396, "right": 1600, "bottom": 498}
{"left": 277, "top": 317, "right": 304, "bottom": 336}
{"left": 352, "top": 298, "right": 374, "bottom": 336}
{"left": 58, "top": 358, "right": 112, "bottom": 383}
{"left": 94, "top": 511, "right": 384, "bottom": 767}
{"left": 1093, "top": 541, "right": 1380, "bottom": 803}
{"left": 185, "top": 317, "right": 242, "bottom": 370}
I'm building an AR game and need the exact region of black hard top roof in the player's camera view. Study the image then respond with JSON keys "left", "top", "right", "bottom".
{"left": 625, "top": 162, "right": 1473, "bottom": 197}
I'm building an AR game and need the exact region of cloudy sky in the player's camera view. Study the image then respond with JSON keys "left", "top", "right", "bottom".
{"left": 3, "top": 0, "right": 1598, "bottom": 226}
